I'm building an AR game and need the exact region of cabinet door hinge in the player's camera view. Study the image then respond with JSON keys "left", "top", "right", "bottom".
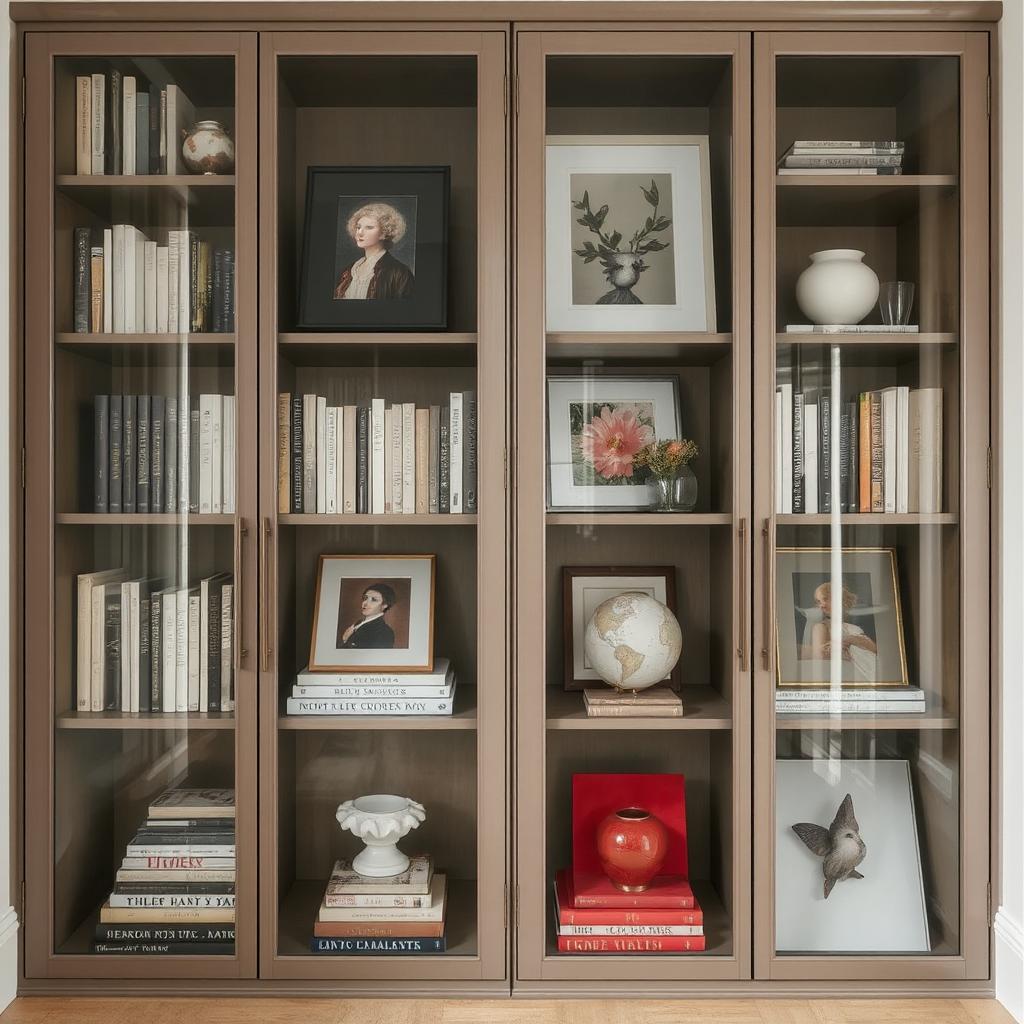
{"left": 987, "top": 446, "right": 993, "bottom": 489}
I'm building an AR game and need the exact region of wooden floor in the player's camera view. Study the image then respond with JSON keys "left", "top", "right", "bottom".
{"left": 0, "top": 999, "right": 1016, "bottom": 1024}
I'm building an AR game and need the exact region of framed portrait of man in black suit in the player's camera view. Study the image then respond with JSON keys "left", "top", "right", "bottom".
{"left": 309, "top": 554, "right": 436, "bottom": 672}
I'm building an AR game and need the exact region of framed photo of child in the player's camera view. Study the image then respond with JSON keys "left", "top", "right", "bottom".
{"left": 308, "top": 554, "right": 436, "bottom": 672}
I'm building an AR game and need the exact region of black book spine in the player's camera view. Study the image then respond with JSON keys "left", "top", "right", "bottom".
{"left": 136, "top": 395, "right": 151, "bottom": 514}
{"left": 106, "top": 70, "right": 122, "bottom": 175}
{"left": 847, "top": 400, "right": 859, "bottom": 514}
{"left": 108, "top": 394, "right": 122, "bottom": 514}
{"left": 122, "top": 396, "right": 137, "bottom": 514}
{"left": 95, "top": 924, "right": 235, "bottom": 943}
{"left": 838, "top": 405, "right": 851, "bottom": 514}
{"left": 93, "top": 942, "right": 236, "bottom": 956}
{"left": 290, "top": 396, "right": 303, "bottom": 514}
{"left": 158, "top": 89, "right": 167, "bottom": 175}
{"left": 819, "top": 391, "right": 831, "bottom": 514}
{"left": 165, "top": 397, "right": 178, "bottom": 513}
{"left": 222, "top": 250, "right": 235, "bottom": 332}
{"left": 211, "top": 250, "right": 224, "bottom": 333}
{"left": 356, "top": 406, "right": 369, "bottom": 514}
{"left": 94, "top": 395, "right": 109, "bottom": 513}
{"left": 439, "top": 409, "right": 450, "bottom": 514}
{"left": 792, "top": 391, "right": 805, "bottom": 514}
{"left": 148, "top": 86, "right": 161, "bottom": 174}
{"left": 104, "top": 586, "right": 120, "bottom": 711}
{"left": 189, "top": 406, "right": 200, "bottom": 514}
{"left": 74, "top": 227, "right": 92, "bottom": 332}
{"left": 150, "top": 396, "right": 165, "bottom": 514}
{"left": 138, "top": 596, "right": 151, "bottom": 713}
{"left": 207, "top": 588, "right": 222, "bottom": 713}
{"left": 463, "top": 390, "right": 477, "bottom": 513}
{"left": 189, "top": 235, "right": 200, "bottom": 333}
{"left": 150, "top": 592, "right": 162, "bottom": 712}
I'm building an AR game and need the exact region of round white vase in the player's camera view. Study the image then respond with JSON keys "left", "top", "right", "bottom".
{"left": 336, "top": 794, "right": 426, "bottom": 877}
{"left": 795, "top": 248, "right": 880, "bottom": 326}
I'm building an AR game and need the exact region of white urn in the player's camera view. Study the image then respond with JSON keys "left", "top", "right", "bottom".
{"left": 336, "top": 794, "right": 426, "bottom": 877}
{"left": 795, "top": 248, "right": 880, "bottom": 326}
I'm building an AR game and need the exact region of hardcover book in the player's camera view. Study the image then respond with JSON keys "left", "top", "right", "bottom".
{"left": 554, "top": 872, "right": 703, "bottom": 927}
{"left": 318, "top": 874, "right": 446, "bottom": 922}
{"left": 309, "top": 937, "right": 446, "bottom": 955}
{"left": 326, "top": 855, "right": 432, "bottom": 895}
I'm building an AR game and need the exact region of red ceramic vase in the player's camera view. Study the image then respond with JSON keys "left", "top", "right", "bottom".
{"left": 596, "top": 807, "right": 670, "bottom": 892}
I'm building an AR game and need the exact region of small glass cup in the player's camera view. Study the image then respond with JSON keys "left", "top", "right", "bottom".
{"left": 878, "top": 281, "right": 916, "bottom": 326}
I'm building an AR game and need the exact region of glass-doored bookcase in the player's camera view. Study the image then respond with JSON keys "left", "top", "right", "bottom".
{"left": 23, "top": 33, "right": 258, "bottom": 978}
{"left": 256, "top": 31, "right": 509, "bottom": 987}
{"left": 514, "top": 32, "right": 752, "bottom": 987}
{"left": 752, "top": 33, "right": 991, "bottom": 981}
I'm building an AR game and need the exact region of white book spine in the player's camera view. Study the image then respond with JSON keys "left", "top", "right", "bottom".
{"left": 167, "top": 232, "right": 179, "bottom": 334}
{"left": 120, "top": 582, "right": 132, "bottom": 712}
{"left": 223, "top": 396, "right": 236, "bottom": 514}
{"left": 449, "top": 393, "right": 463, "bottom": 514}
{"left": 178, "top": 394, "right": 190, "bottom": 514}
{"left": 391, "top": 403, "right": 403, "bottom": 514}
{"left": 316, "top": 396, "right": 327, "bottom": 514}
{"left": 210, "top": 394, "right": 224, "bottom": 514}
{"left": 178, "top": 231, "right": 191, "bottom": 335}
{"left": 156, "top": 246, "right": 169, "bottom": 334}
{"left": 910, "top": 388, "right": 943, "bottom": 514}
{"left": 220, "top": 585, "right": 233, "bottom": 712}
{"left": 371, "top": 397, "right": 386, "bottom": 514}
{"left": 90, "top": 74, "right": 105, "bottom": 175}
{"left": 896, "top": 385, "right": 909, "bottom": 514}
{"left": 188, "top": 594, "right": 201, "bottom": 712}
{"left": 76, "top": 577, "right": 93, "bottom": 712}
{"left": 325, "top": 407, "right": 338, "bottom": 514}
{"left": 199, "top": 581, "right": 210, "bottom": 711}
{"left": 780, "top": 383, "right": 793, "bottom": 514}
{"left": 882, "top": 387, "right": 897, "bottom": 513}
{"left": 76, "top": 76, "right": 92, "bottom": 175}
{"left": 102, "top": 228, "right": 113, "bottom": 333}
{"left": 804, "top": 403, "right": 819, "bottom": 515}
{"left": 402, "top": 403, "right": 416, "bottom": 514}
{"left": 774, "top": 391, "right": 783, "bottom": 514}
{"left": 175, "top": 589, "right": 189, "bottom": 713}
{"left": 123, "top": 77, "right": 136, "bottom": 175}
{"left": 144, "top": 241, "right": 158, "bottom": 333}
{"left": 112, "top": 225, "right": 125, "bottom": 333}
{"left": 162, "top": 592, "right": 176, "bottom": 713}
{"left": 90, "top": 586, "right": 105, "bottom": 712}
{"left": 123, "top": 227, "right": 137, "bottom": 332}
{"left": 343, "top": 406, "right": 357, "bottom": 514}
{"left": 303, "top": 395, "right": 317, "bottom": 514}
{"left": 199, "top": 394, "right": 214, "bottom": 514}
{"left": 134, "top": 228, "right": 146, "bottom": 336}
{"left": 129, "top": 584, "right": 141, "bottom": 714}
{"left": 334, "top": 407, "right": 345, "bottom": 516}
{"left": 383, "top": 406, "right": 393, "bottom": 513}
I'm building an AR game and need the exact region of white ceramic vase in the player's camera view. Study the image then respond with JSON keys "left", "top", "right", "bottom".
{"left": 795, "top": 248, "right": 880, "bottom": 325}
{"left": 336, "top": 794, "right": 426, "bottom": 877}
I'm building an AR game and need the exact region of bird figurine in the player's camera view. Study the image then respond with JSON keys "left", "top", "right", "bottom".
{"left": 792, "top": 793, "right": 867, "bottom": 899}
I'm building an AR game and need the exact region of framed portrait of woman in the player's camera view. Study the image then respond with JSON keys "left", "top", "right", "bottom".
{"left": 308, "top": 554, "right": 436, "bottom": 672}
{"left": 297, "top": 166, "right": 449, "bottom": 331}
{"left": 775, "top": 547, "right": 909, "bottom": 688}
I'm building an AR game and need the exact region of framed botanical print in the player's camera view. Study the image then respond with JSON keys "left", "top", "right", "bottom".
{"left": 545, "top": 135, "right": 716, "bottom": 333}
{"left": 309, "top": 554, "right": 436, "bottom": 672}
{"left": 297, "top": 166, "right": 449, "bottom": 331}
{"left": 562, "top": 566, "right": 680, "bottom": 691}
{"left": 546, "top": 375, "right": 682, "bottom": 511}
{"left": 775, "top": 547, "right": 909, "bottom": 688}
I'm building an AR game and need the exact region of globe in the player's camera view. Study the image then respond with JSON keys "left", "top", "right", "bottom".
{"left": 583, "top": 591, "right": 682, "bottom": 691}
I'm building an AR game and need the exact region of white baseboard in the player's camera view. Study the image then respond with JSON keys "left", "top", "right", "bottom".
{"left": 996, "top": 907, "right": 1024, "bottom": 1022}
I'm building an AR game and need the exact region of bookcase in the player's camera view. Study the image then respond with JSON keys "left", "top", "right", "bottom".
{"left": 12, "top": 1, "right": 998, "bottom": 999}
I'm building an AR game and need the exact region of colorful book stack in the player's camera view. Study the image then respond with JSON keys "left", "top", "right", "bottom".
{"left": 277, "top": 392, "right": 477, "bottom": 516}
{"left": 773, "top": 384, "right": 942, "bottom": 514}
{"left": 554, "top": 869, "right": 704, "bottom": 954}
{"left": 73, "top": 227, "right": 234, "bottom": 333}
{"left": 94, "top": 788, "right": 235, "bottom": 955}
{"left": 776, "top": 139, "right": 905, "bottom": 175}
{"left": 775, "top": 686, "right": 926, "bottom": 715}
{"left": 286, "top": 658, "right": 455, "bottom": 717}
{"left": 310, "top": 856, "right": 447, "bottom": 955}
{"left": 93, "top": 393, "right": 236, "bottom": 515}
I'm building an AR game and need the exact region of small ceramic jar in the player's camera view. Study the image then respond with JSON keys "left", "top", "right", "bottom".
{"left": 596, "top": 807, "right": 670, "bottom": 891}
{"left": 795, "top": 248, "right": 880, "bottom": 325}
{"left": 181, "top": 120, "right": 235, "bottom": 175}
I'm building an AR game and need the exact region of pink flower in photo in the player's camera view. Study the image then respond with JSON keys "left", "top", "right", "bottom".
{"left": 578, "top": 405, "right": 655, "bottom": 479}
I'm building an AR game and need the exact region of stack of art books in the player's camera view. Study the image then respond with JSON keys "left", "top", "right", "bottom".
{"left": 310, "top": 856, "right": 448, "bottom": 955}
{"left": 94, "top": 788, "right": 235, "bottom": 955}
{"left": 776, "top": 140, "right": 905, "bottom": 175}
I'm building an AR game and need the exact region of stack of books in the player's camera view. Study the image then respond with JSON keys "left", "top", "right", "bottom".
{"left": 554, "top": 869, "right": 705, "bottom": 954}
{"left": 93, "top": 393, "right": 236, "bottom": 515}
{"left": 74, "top": 72, "right": 199, "bottom": 176}
{"left": 76, "top": 569, "right": 235, "bottom": 714}
{"left": 582, "top": 686, "right": 683, "bottom": 718}
{"left": 94, "top": 788, "right": 235, "bottom": 955}
{"left": 277, "top": 392, "right": 477, "bottom": 516}
{"left": 287, "top": 659, "right": 455, "bottom": 717}
{"left": 776, "top": 686, "right": 926, "bottom": 715}
{"left": 773, "top": 384, "right": 942, "bottom": 514}
{"left": 311, "top": 856, "right": 447, "bottom": 955}
{"left": 74, "top": 227, "right": 234, "bottom": 334}
{"left": 777, "top": 140, "right": 905, "bottom": 175}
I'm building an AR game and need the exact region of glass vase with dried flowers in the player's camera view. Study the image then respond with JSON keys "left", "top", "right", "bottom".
{"left": 633, "top": 438, "right": 699, "bottom": 512}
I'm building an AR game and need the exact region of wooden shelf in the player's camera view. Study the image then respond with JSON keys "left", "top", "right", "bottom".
{"left": 278, "top": 687, "right": 477, "bottom": 731}
{"left": 280, "top": 513, "right": 477, "bottom": 526}
{"left": 775, "top": 706, "right": 959, "bottom": 731}
{"left": 776, "top": 176, "right": 958, "bottom": 226}
{"left": 546, "top": 332, "right": 732, "bottom": 363}
{"left": 546, "top": 512, "right": 731, "bottom": 527}
{"left": 57, "top": 175, "right": 235, "bottom": 187}
{"left": 279, "top": 332, "right": 476, "bottom": 346}
{"left": 777, "top": 331, "right": 954, "bottom": 346}
{"left": 58, "top": 332, "right": 234, "bottom": 346}
{"left": 777, "top": 513, "right": 957, "bottom": 526}
{"left": 56, "top": 176, "right": 235, "bottom": 223}
{"left": 776, "top": 174, "right": 956, "bottom": 189}
{"left": 546, "top": 686, "right": 732, "bottom": 730}
{"left": 56, "top": 513, "right": 234, "bottom": 526}
{"left": 56, "top": 711, "right": 235, "bottom": 730}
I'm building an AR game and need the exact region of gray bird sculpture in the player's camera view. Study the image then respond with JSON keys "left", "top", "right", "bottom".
{"left": 792, "top": 793, "right": 867, "bottom": 899}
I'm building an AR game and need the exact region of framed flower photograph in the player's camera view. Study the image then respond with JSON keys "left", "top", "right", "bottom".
{"left": 775, "top": 547, "right": 909, "bottom": 688}
{"left": 297, "top": 166, "right": 449, "bottom": 331}
{"left": 545, "top": 135, "right": 716, "bottom": 333}
{"left": 562, "top": 566, "right": 680, "bottom": 691}
{"left": 546, "top": 375, "right": 682, "bottom": 511}
{"left": 308, "top": 554, "right": 436, "bottom": 672}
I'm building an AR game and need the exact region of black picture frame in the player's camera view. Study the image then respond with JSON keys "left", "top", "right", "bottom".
{"left": 297, "top": 165, "right": 450, "bottom": 332}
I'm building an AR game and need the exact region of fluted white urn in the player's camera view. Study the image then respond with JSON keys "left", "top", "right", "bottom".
{"left": 795, "top": 248, "right": 880, "bottom": 326}
{"left": 336, "top": 794, "right": 426, "bottom": 877}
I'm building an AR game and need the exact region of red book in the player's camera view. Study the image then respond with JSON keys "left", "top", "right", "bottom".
{"left": 571, "top": 871, "right": 696, "bottom": 909}
{"left": 556, "top": 871, "right": 702, "bottom": 925}
{"left": 557, "top": 934, "right": 706, "bottom": 953}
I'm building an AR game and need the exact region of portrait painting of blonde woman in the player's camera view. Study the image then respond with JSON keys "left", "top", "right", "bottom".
{"left": 333, "top": 198, "right": 416, "bottom": 301}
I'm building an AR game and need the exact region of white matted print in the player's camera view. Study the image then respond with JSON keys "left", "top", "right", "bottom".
{"left": 545, "top": 135, "right": 716, "bottom": 333}
{"left": 546, "top": 375, "right": 682, "bottom": 511}
{"left": 309, "top": 554, "right": 435, "bottom": 672}
{"left": 775, "top": 758, "right": 930, "bottom": 953}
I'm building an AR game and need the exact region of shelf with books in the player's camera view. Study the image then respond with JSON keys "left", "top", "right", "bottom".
{"left": 277, "top": 689, "right": 477, "bottom": 731}
{"left": 545, "top": 686, "right": 732, "bottom": 731}
{"left": 776, "top": 513, "right": 958, "bottom": 526}
{"left": 56, "top": 710, "right": 236, "bottom": 730}
{"left": 279, "top": 513, "right": 478, "bottom": 527}
{"left": 58, "top": 332, "right": 236, "bottom": 347}
{"left": 56, "top": 513, "right": 234, "bottom": 525}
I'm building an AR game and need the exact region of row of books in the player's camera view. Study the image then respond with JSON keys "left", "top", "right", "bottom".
{"left": 95, "top": 788, "right": 236, "bottom": 955}
{"left": 74, "top": 227, "right": 235, "bottom": 334}
{"left": 775, "top": 686, "right": 927, "bottom": 714}
{"left": 75, "top": 72, "right": 200, "bottom": 176}
{"left": 277, "top": 392, "right": 477, "bottom": 516}
{"left": 287, "top": 659, "right": 456, "bottom": 717}
{"left": 93, "top": 393, "right": 236, "bottom": 515}
{"left": 554, "top": 870, "right": 705, "bottom": 954}
{"left": 311, "top": 856, "right": 447, "bottom": 956}
{"left": 76, "top": 569, "right": 235, "bottom": 714}
{"left": 773, "top": 385, "right": 942, "bottom": 514}
{"left": 777, "top": 139, "right": 906, "bottom": 175}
